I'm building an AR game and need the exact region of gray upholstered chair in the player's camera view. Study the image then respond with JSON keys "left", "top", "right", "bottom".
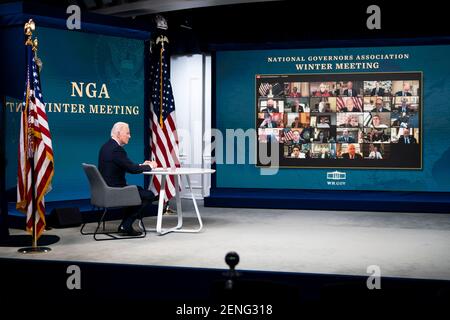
{"left": 81, "top": 163, "right": 146, "bottom": 240}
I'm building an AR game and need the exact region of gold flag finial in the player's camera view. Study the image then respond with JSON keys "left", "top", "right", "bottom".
{"left": 156, "top": 35, "right": 169, "bottom": 50}
{"left": 24, "top": 19, "right": 35, "bottom": 46}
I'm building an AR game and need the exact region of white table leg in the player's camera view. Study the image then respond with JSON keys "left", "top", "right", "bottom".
{"left": 145, "top": 174, "right": 204, "bottom": 236}
{"left": 175, "top": 175, "right": 183, "bottom": 229}
{"left": 156, "top": 175, "right": 166, "bottom": 233}
{"left": 184, "top": 175, "right": 203, "bottom": 232}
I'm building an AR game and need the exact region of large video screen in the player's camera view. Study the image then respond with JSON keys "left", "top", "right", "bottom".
{"left": 216, "top": 45, "right": 450, "bottom": 192}
{"left": 256, "top": 72, "right": 422, "bottom": 168}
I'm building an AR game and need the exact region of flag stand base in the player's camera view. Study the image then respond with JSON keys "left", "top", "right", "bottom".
{"left": 18, "top": 246, "right": 51, "bottom": 254}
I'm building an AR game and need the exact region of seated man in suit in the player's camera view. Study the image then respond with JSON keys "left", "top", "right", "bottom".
{"left": 398, "top": 128, "right": 417, "bottom": 144}
{"left": 291, "top": 130, "right": 305, "bottom": 144}
{"left": 260, "top": 99, "right": 279, "bottom": 113}
{"left": 340, "top": 97, "right": 361, "bottom": 112}
{"left": 395, "top": 98, "right": 410, "bottom": 113}
{"left": 341, "top": 144, "right": 362, "bottom": 159}
{"left": 371, "top": 97, "right": 390, "bottom": 112}
{"left": 395, "top": 82, "right": 413, "bottom": 96}
{"left": 291, "top": 99, "right": 304, "bottom": 113}
{"left": 370, "top": 82, "right": 385, "bottom": 96}
{"left": 343, "top": 81, "right": 358, "bottom": 97}
{"left": 338, "top": 129, "right": 355, "bottom": 143}
{"left": 99, "top": 122, "right": 158, "bottom": 236}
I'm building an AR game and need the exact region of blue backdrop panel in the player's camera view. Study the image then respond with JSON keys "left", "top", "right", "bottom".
{"left": 4, "top": 26, "right": 146, "bottom": 201}
{"left": 215, "top": 45, "right": 450, "bottom": 192}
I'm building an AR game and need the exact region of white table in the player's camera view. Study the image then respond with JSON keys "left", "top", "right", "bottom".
{"left": 143, "top": 168, "right": 215, "bottom": 235}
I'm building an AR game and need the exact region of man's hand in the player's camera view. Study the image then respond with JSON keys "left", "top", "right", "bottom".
{"left": 143, "top": 160, "right": 158, "bottom": 169}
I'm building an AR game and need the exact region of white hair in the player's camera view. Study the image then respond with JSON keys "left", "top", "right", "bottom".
{"left": 110, "top": 122, "right": 129, "bottom": 138}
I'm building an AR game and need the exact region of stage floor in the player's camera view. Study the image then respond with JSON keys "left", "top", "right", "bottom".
{"left": 1, "top": 200, "right": 450, "bottom": 281}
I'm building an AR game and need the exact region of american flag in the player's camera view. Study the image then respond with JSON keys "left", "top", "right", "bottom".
{"left": 337, "top": 97, "right": 363, "bottom": 111}
{"left": 281, "top": 128, "right": 294, "bottom": 142}
{"left": 258, "top": 82, "right": 271, "bottom": 96}
{"left": 149, "top": 40, "right": 180, "bottom": 201}
{"left": 16, "top": 45, "right": 54, "bottom": 239}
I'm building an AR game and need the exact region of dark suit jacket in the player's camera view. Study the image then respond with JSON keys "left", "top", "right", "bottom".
{"left": 338, "top": 136, "right": 355, "bottom": 143}
{"left": 371, "top": 87, "right": 385, "bottom": 96}
{"left": 291, "top": 105, "right": 304, "bottom": 113}
{"left": 395, "top": 91, "right": 412, "bottom": 96}
{"left": 98, "top": 139, "right": 151, "bottom": 187}
{"left": 340, "top": 107, "right": 361, "bottom": 112}
{"left": 342, "top": 153, "right": 363, "bottom": 159}
{"left": 261, "top": 106, "right": 279, "bottom": 113}
{"left": 398, "top": 136, "right": 417, "bottom": 144}
{"left": 396, "top": 106, "right": 410, "bottom": 113}
{"left": 343, "top": 89, "right": 358, "bottom": 97}
{"left": 371, "top": 107, "right": 390, "bottom": 112}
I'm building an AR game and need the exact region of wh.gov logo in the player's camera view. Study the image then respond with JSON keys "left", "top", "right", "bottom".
{"left": 327, "top": 171, "right": 346, "bottom": 186}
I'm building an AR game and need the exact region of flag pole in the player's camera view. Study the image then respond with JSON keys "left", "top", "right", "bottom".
{"left": 18, "top": 19, "right": 51, "bottom": 254}
{"left": 154, "top": 35, "right": 175, "bottom": 214}
{"left": 156, "top": 35, "right": 169, "bottom": 129}
{"left": 30, "top": 158, "right": 37, "bottom": 249}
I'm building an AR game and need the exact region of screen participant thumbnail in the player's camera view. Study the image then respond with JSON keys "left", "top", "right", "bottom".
{"left": 363, "top": 143, "right": 390, "bottom": 159}
{"left": 310, "top": 143, "right": 336, "bottom": 159}
{"left": 310, "top": 82, "right": 336, "bottom": 97}
{"left": 337, "top": 113, "right": 363, "bottom": 128}
{"left": 337, "top": 143, "right": 363, "bottom": 159}
{"left": 363, "top": 128, "right": 391, "bottom": 143}
{"left": 364, "top": 80, "right": 392, "bottom": 96}
{"left": 337, "top": 97, "right": 363, "bottom": 112}
{"left": 284, "top": 82, "right": 309, "bottom": 97}
{"left": 259, "top": 98, "right": 284, "bottom": 113}
{"left": 337, "top": 128, "right": 360, "bottom": 143}
{"left": 285, "top": 97, "right": 309, "bottom": 113}
{"left": 310, "top": 97, "right": 336, "bottom": 113}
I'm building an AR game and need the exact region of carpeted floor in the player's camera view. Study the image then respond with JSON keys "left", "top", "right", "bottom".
{"left": 1, "top": 200, "right": 450, "bottom": 280}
